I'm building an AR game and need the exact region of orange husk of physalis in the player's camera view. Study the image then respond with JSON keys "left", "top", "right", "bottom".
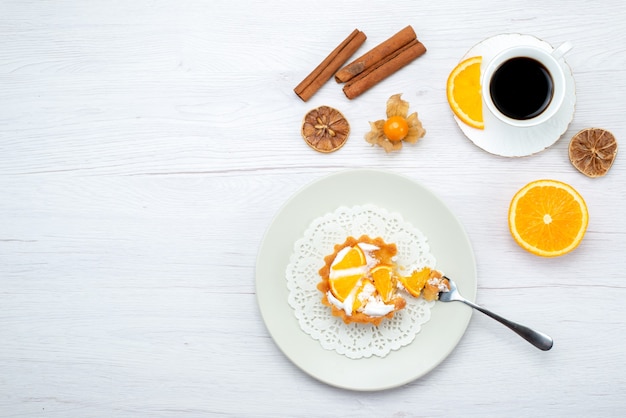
{"left": 365, "top": 93, "right": 426, "bottom": 152}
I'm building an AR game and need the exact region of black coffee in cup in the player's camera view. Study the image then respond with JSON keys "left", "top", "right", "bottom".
{"left": 489, "top": 57, "right": 554, "bottom": 120}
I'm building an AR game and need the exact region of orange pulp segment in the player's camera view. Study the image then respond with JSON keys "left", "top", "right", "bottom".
{"left": 399, "top": 267, "right": 431, "bottom": 297}
{"left": 331, "top": 245, "right": 366, "bottom": 270}
{"left": 370, "top": 264, "right": 396, "bottom": 303}
{"left": 351, "top": 279, "right": 374, "bottom": 312}
{"left": 329, "top": 274, "right": 362, "bottom": 302}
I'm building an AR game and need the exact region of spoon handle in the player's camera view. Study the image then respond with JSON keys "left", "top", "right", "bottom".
{"left": 461, "top": 299, "right": 554, "bottom": 351}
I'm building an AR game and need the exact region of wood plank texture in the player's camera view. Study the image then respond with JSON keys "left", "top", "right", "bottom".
{"left": 1, "top": 0, "right": 625, "bottom": 416}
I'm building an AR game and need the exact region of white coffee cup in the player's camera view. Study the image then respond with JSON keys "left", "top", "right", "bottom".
{"left": 482, "top": 41, "right": 572, "bottom": 128}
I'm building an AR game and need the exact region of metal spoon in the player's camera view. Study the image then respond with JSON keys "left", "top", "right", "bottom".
{"left": 439, "top": 277, "right": 554, "bottom": 351}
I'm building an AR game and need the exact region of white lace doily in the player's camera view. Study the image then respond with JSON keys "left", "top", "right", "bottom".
{"left": 286, "top": 204, "right": 437, "bottom": 359}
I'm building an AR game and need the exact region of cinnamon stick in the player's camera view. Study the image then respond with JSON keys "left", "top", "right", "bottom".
{"left": 335, "top": 25, "right": 417, "bottom": 83}
{"left": 342, "top": 39, "right": 427, "bottom": 100}
{"left": 294, "top": 29, "right": 366, "bottom": 102}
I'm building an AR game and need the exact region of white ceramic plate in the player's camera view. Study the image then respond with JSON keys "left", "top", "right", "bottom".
{"left": 453, "top": 33, "right": 576, "bottom": 157}
{"left": 256, "top": 169, "right": 477, "bottom": 391}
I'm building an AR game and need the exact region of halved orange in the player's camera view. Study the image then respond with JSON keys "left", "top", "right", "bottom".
{"left": 446, "top": 56, "right": 484, "bottom": 129}
{"left": 331, "top": 245, "right": 365, "bottom": 270}
{"left": 509, "top": 180, "right": 589, "bottom": 257}
{"left": 329, "top": 274, "right": 362, "bottom": 302}
{"left": 399, "top": 267, "right": 431, "bottom": 297}
{"left": 370, "top": 264, "right": 396, "bottom": 303}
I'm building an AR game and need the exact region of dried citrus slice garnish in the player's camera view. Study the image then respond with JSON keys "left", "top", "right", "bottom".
{"left": 446, "top": 56, "right": 484, "bottom": 129}
{"left": 508, "top": 180, "right": 589, "bottom": 257}
{"left": 301, "top": 106, "right": 350, "bottom": 153}
{"left": 370, "top": 264, "right": 395, "bottom": 303}
{"left": 399, "top": 267, "right": 431, "bottom": 297}
{"left": 569, "top": 128, "right": 618, "bottom": 177}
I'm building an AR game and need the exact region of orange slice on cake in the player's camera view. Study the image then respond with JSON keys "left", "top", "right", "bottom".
{"left": 370, "top": 264, "right": 396, "bottom": 303}
{"left": 331, "top": 245, "right": 365, "bottom": 271}
{"left": 328, "top": 244, "right": 366, "bottom": 302}
{"left": 399, "top": 267, "right": 431, "bottom": 297}
{"left": 329, "top": 274, "right": 362, "bottom": 302}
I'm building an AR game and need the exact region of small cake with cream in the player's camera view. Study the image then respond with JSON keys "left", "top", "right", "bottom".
{"left": 317, "top": 235, "right": 449, "bottom": 326}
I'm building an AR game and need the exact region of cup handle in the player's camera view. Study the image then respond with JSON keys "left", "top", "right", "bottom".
{"left": 551, "top": 41, "right": 573, "bottom": 61}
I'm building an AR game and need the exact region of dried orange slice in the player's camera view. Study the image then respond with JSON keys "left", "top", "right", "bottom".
{"left": 568, "top": 128, "right": 618, "bottom": 177}
{"left": 301, "top": 106, "right": 350, "bottom": 153}
{"left": 399, "top": 267, "right": 431, "bottom": 297}
{"left": 446, "top": 56, "right": 483, "bottom": 129}
{"left": 329, "top": 274, "right": 362, "bottom": 302}
{"left": 508, "top": 180, "right": 589, "bottom": 257}
{"left": 331, "top": 246, "right": 365, "bottom": 270}
{"left": 370, "top": 264, "right": 395, "bottom": 303}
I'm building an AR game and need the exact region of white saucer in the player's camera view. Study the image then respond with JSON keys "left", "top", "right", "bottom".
{"left": 453, "top": 33, "right": 576, "bottom": 157}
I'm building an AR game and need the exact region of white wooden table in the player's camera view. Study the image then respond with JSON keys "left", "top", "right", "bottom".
{"left": 2, "top": 0, "right": 625, "bottom": 416}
